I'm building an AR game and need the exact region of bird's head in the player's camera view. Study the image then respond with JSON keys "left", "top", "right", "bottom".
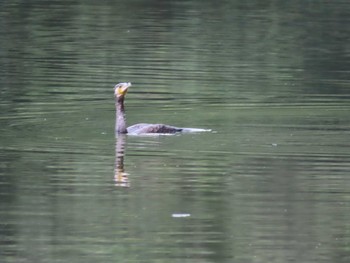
{"left": 114, "top": 82, "right": 131, "bottom": 98}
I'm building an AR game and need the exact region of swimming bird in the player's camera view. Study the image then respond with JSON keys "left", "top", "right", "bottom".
{"left": 114, "top": 82, "right": 210, "bottom": 135}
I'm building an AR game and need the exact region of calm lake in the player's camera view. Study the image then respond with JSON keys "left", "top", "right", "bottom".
{"left": 1, "top": 1, "right": 350, "bottom": 263}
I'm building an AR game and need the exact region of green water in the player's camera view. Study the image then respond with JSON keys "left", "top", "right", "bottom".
{"left": 1, "top": 1, "right": 350, "bottom": 263}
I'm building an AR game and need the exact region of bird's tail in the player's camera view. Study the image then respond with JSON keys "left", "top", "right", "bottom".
{"left": 181, "top": 127, "right": 212, "bottom": 133}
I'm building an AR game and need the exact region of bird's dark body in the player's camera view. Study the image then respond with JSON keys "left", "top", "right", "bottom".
{"left": 127, "top": 123, "right": 182, "bottom": 134}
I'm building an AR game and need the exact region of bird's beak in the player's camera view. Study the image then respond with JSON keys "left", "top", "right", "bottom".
{"left": 120, "top": 82, "right": 131, "bottom": 95}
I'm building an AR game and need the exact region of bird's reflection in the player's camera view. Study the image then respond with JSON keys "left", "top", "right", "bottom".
{"left": 114, "top": 134, "right": 130, "bottom": 187}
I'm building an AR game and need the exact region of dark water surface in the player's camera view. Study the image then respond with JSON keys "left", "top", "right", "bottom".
{"left": 1, "top": 1, "right": 350, "bottom": 263}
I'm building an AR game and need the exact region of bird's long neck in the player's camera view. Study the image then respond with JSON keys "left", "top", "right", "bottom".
{"left": 116, "top": 97, "right": 128, "bottom": 134}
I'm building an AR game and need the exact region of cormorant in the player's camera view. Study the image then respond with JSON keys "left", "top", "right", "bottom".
{"left": 114, "top": 82, "right": 210, "bottom": 135}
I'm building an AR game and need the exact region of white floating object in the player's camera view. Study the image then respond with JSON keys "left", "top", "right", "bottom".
{"left": 172, "top": 213, "right": 191, "bottom": 218}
